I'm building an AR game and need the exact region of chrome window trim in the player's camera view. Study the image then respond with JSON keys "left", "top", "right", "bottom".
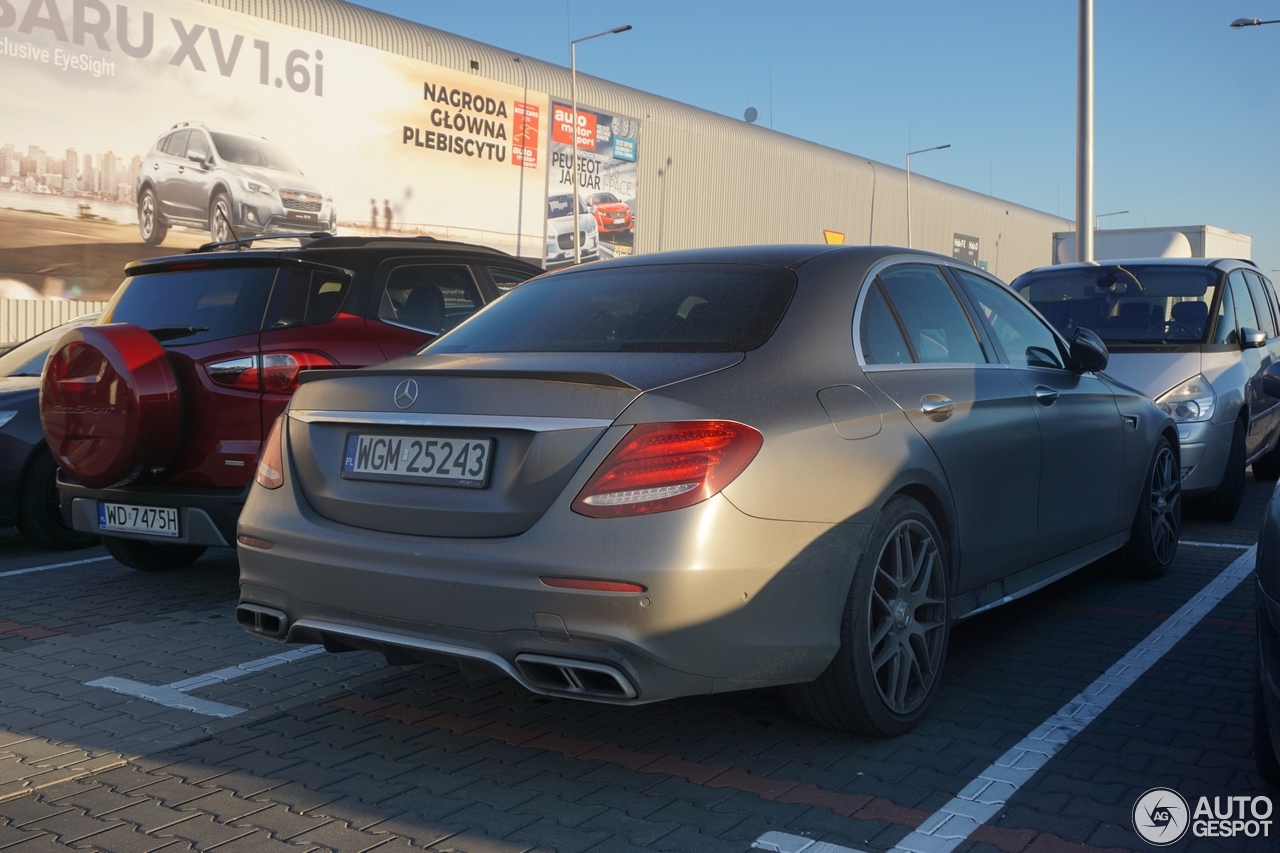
{"left": 289, "top": 410, "right": 613, "bottom": 432}
{"left": 861, "top": 362, "right": 1010, "bottom": 373}
{"left": 852, "top": 255, "right": 1006, "bottom": 369}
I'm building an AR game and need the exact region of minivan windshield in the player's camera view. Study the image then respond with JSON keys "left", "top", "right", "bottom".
{"left": 210, "top": 133, "right": 302, "bottom": 175}
{"left": 425, "top": 264, "right": 797, "bottom": 353}
{"left": 1012, "top": 265, "right": 1220, "bottom": 344}
{"left": 104, "top": 267, "right": 278, "bottom": 346}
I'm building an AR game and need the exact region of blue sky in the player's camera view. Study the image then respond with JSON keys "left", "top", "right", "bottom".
{"left": 362, "top": 1, "right": 1279, "bottom": 273}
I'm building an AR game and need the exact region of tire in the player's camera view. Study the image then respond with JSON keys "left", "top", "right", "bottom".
{"left": 785, "top": 495, "right": 950, "bottom": 735}
{"left": 138, "top": 188, "right": 167, "bottom": 246}
{"left": 1253, "top": 440, "right": 1280, "bottom": 481}
{"left": 15, "top": 449, "right": 97, "bottom": 551}
{"left": 1122, "top": 435, "right": 1181, "bottom": 579}
{"left": 1201, "top": 418, "right": 1246, "bottom": 521}
{"left": 1255, "top": 661, "right": 1280, "bottom": 787}
{"left": 102, "top": 536, "right": 205, "bottom": 572}
{"left": 209, "top": 192, "right": 233, "bottom": 243}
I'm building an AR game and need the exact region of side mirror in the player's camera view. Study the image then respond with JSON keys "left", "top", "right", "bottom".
{"left": 1264, "top": 363, "right": 1280, "bottom": 399}
{"left": 1241, "top": 327, "right": 1267, "bottom": 349}
{"left": 1070, "top": 327, "right": 1109, "bottom": 373}
{"left": 186, "top": 152, "right": 209, "bottom": 168}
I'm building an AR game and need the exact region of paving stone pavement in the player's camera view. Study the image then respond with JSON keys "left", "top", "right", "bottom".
{"left": 0, "top": 479, "right": 1273, "bottom": 852}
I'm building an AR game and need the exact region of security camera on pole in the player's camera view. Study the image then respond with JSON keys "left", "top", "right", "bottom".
{"left": 570, "top": 25, "right": 632, "bottom": 264}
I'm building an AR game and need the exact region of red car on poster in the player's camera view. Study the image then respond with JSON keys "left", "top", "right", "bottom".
{"left": 587, "top": 192, "right": 633, "bottom": 233}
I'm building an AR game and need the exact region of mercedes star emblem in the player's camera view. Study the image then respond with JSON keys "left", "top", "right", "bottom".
{"left": 393, "top": 378, "right": 418, "bottom": 409}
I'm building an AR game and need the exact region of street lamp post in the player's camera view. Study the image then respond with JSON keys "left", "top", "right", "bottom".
{"left": 570, "top": 24, "right": 632, "bottom": 264}
{"left": 1077, "top": 0, "right": 1094, "bottom": 262}
{"left": 905, "top": 144, "right": 950, "bottom": 249}
{"left": 512, "top": 56, "right": 528, "bottom": 260}
{"left": 1095, "top": 210, "right": 1129, "bottom": 230}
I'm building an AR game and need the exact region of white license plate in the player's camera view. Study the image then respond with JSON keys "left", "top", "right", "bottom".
{"left": 98, "top": 503, "right": 181, "bottom": 537}
{"left": 341, "top": 433, "right": 492, "bottom": 488}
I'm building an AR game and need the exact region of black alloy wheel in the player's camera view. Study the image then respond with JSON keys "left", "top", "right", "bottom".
{"left": 784, "top": 495, "right": 950, "bottom": 735}
{"left": 868, "top": 519, "right": 948, "bottom": 716}
{"left": 16, "top": 450, "right": 98, "bottom": 551}
{"left": 1123, "top": 435, "right": 1181, "bottom": 578}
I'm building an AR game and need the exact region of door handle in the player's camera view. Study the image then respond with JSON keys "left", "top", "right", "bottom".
{"left": 920, "top": 395, "right": 955, "bottom": 422}
{"left": 177, "top": 166, "right": 185, "bottom": 173}
{"left": 1034, "top": 386, "right": 1059, "bottom": 406}
{"left": 151, "top": 163, "right": 159, "bottom": 170}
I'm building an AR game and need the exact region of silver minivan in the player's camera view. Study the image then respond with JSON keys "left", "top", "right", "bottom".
{"left": 1012, "top": 258, "right": 1280, "bottom": 520}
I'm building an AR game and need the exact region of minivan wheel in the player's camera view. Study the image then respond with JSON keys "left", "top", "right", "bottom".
{"left": 138, "top": 188, "right": 167, "bottom": 246}
{"left": 16, "top": 449, "right": 98, "bottom": 551}
{"left": 102, "top": 536, "right": 205, "bottom": 572}
{"left": 1122, "top": 435, "right": 1180, "bottom": 579}
{"left": 1200, "top": 418, "right": 1246, "bottom": 521}
{"left": 209, "top": 192, "right": 233, "bottom": 242}
{"left": 785, "top": 496, "right": 949, "bottom": 735}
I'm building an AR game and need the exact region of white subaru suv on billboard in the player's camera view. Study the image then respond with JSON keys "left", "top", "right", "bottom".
{"left": 136, "top": 122, "right": 335, "bottom": 246}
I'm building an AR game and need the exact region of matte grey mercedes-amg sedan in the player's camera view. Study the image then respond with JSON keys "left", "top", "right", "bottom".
{"left": 235, "top": 246, "right": 1181, "bottom": 735}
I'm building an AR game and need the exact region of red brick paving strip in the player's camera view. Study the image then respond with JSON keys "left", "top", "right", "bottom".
{"left": 0, "top": 619, "right": 62, "bottom": 640}
{"left": 317, "top": 691, "right": 1133, "bottom": 853}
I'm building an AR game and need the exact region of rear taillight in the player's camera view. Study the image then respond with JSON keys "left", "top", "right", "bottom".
{"left": 572, "top": 421, "right": 762, "bottom": 518}
{"left": 255, "top": 414, "right": 285, "bottom": 489}
{"left": 207, "top": 352, "right": 335, "bottom": 393}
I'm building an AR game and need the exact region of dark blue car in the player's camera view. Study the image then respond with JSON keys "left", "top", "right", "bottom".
{"left": 0, "top": 314, "right": 99, "bottom": 550}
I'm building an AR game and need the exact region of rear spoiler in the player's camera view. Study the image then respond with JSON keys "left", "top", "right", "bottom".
{"left": 298, "top": 367, "right": 639, "bottom": 390}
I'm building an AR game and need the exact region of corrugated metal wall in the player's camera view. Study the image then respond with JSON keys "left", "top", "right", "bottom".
{"left": 202, "top": 0, "right": 1073, "bottom": 279}
{"left": 0, "top": 301, "right": 108, "bottom": 345}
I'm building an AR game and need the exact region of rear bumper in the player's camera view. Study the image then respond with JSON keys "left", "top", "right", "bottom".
{"left": 58, "top": 476, "right": 248, "bottom": 547}
{"left": 236, "top": 474, "right": 871, "bottom": 704}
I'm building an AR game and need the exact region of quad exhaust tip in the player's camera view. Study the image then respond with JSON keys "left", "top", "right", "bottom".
{"left": 514, "top": 653, "right": 637, "bottom": 699}
{"left": 236, "top": 604, "right": 288, "bottom": 638}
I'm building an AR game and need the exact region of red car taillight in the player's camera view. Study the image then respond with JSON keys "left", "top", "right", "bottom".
{"left": 207, "top": 352, "right": 335, "bottom": 393}
{"left": 571, "top": 421, "right": 763, "bottom": 518}
{"left": 255, "top": 414, "right": 285, "bottom": 489}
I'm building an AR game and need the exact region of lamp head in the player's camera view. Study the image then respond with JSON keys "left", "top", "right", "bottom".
{"left": 610, "top": 25, "right": 633, "bottom": 33}
{"left": 1232, "top": 17, "right": 1261, "bottom": 28}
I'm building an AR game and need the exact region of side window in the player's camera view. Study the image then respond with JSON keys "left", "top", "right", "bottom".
{"left": 1243, "top": 271, "right": 1278, "bottom": 338}
{"left": 1229, "top": 271, "right": 1259, "bottom": 334}
{"left": 876, "top": 264, "right": 988, "bottom": 364}
{"left": 265, "top": 269, "right": 353, "bottom": 329}
{"left": 955, "top": 269, "right": 1065, "bottom": 369}
{"left": 859, "top": 282, "right": 912, "bottom": 365}
{"left": 487, "top": 267, "right": 535, "bottom": 295}
{"left": 379, "top": 265, "right": 482, "bottom": 334}
{"left": 161, "top": 130, "right": 190, "bottom": 157}
{"left": 1213, "top": 276, "right": 1238, "bottom": 344}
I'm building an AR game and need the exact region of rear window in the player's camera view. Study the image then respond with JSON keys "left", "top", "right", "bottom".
{"left": 103, "top": 267, "right": 277, "bottom": 345}
{"left": 426, "top": 264, "right": 796, "bottom": 354}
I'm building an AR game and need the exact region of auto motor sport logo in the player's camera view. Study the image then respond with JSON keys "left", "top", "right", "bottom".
{"left": 1132, "top": 787, "right": 1273, "bottom": 844}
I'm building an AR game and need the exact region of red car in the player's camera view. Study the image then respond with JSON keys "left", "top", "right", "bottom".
{"left": 587, "top": 192, "right": 633, "bottom": 233}
{"left": 40, "top": 235, "right": 539, "bottom": 571}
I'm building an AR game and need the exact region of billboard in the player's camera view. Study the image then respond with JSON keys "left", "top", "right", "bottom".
{"left": 0, "top": 0, "right": 552, "bottom": 300}
{"left": 545, "top": 101, "right": 639, "bottom": 269}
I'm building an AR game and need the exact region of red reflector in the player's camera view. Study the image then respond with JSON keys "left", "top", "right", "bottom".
{"left": 572, "top": 420, "right": 763, "bottom": 518}
{"left": 540, "top": 577, "right": 647, "bottom": 593}
{"left": 237, "top": 535, "right": 274, "bottom": 550}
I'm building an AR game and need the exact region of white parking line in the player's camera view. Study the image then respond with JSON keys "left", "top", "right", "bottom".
{"left": 888, "top": 545, "right": 1257, "bottom": 853}
{"left": 755, "top": 542, "right": 1259, "bottom": 853}
{"left": 1180, "top": 540, "right": 1251, "bottom": 549}
{"left": 86, "top": 645, "right": 324, "bottom": 718}
{"left": 0, "top": 556, "right": 114, "bottom": 578}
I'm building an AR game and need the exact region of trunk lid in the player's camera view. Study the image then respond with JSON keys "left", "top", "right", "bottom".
{"left": 286, "top": 352, "right": 741, "bottom": 537}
